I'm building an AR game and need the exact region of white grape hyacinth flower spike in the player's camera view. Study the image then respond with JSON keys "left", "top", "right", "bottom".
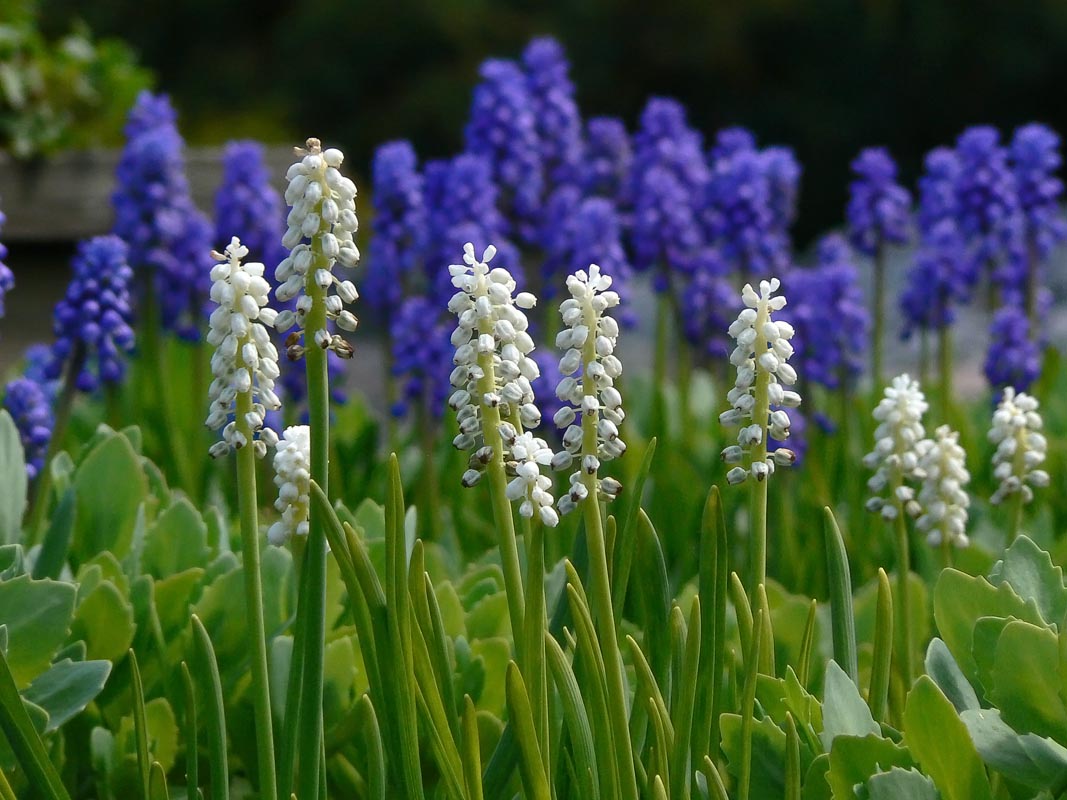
{"left": 268, "top": 425, "right": 312, "bottom": 545}
{"left": 718, "top": 278, "right": 801, "bottom": 486}
{"left": 205, "top": 237, "right": 281, "bottom": 459}
{"left": 863, "top": 374, "right": 928, "bottom": 521}
{"left": 552, "top": 263, "right": 626, "bottom": 515}
{"left": 273, "top": 138, "right": 360, "bottom": 360}
{"left": 916, "top": 424, "right": 971, "bottom": 548}
{"left": 989, "top": 387, "right": 1049, "bottom": 506}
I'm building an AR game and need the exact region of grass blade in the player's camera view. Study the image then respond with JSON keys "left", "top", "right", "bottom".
{"left": 823, "top": 507, "right": 858, "bottom": 685}
{"left": 506, "top": 662, "right": 551, "bottom": 800}
{"left": 180, "top": 663, "right": 198, "bottom": 799}
{"left": 129, "top": 650, "right": 151, "bottom": 800}
{"left": 0, "top": 644, "right": 70, "bottom": 800}
{"left": 149, "top": 762, "right": 170, "bottom": 800}
{"left": 190, "top": 615, "right": 227, "bottom": 800}
{"left": 868, "top": 568, "right": 894, "bottom": 722}
{"left": 461, "top": 696, "right": 484, "bottom": 800}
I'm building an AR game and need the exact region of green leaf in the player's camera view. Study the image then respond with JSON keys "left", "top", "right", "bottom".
{"left": 70, "top": 578, "right": 135, "bottom": 663}
{"left": 988, "top": 535, "right": 1067, "bottom": 625}
{"left": 820, "top": 660, "right": 879, "bottom": 751}
{"left": 932, "top": 569, "right": 1043, "bottom": 689}
{"left": 0, "top": 645, "right": 69, "bottom": 800}
{"left": 32, "top": 488, "right": 75, "bottom": 580}
{"left": 0, "top": 411, "right": 28, "bottom": 545}
{"left": 720, "top": 713, "right": 788, "bottom": 799}
{"left": 903, "top": 676, "right": 992, "bottom": 800}
{"left": 72, "top": 432, "right": 147, "bottom": 564}
{"left": 865, "top": 768, "right": 940, "bottom": 799}
{"left": 960, "top": 707, "right": 1067, "bottom": 790}
{"left": 989, "top": 620, "right": 1067, "bottom": 743}
{"left": 0, "top": 575, "right": 76, "bottom": 687}
{"left": 827, "top": 735, "right": 913, "bottom": 800}
{"left": 824, "top": 508, "right": 858, "bottom": 685}
{"left": 23, "top": 658, "right": 110, "bottom": 732}
{"left": 142, "top": 498, "right": 209, "bottom": 579}
{"left": 924, "top": 638, "right": 979, "bottom": 714}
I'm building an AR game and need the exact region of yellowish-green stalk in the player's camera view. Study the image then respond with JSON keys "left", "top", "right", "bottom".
{"left": 749, "top": 297, "right": 771, "bottom": 602}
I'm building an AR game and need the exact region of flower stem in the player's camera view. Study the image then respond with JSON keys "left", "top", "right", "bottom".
{"left": 652, "top": 289, "right": 670, "bottom": 435}
{"left": 749, "top": 299, "right": 771, "bottom": 602}
{"left": 1007, "top": 430, "right": 1028, "bottom": 544}
{"left": 234, "top": 389, "right": 278, "bottom": 800}
{"left": 295, "top": 257, "right": 330, "bottom": 800}
{"left": 417, "top": 403, "right": 442, "bottom": 541}
{"left": 581, "top": 296, "right": 638, "bottom": 800}
{"left": 872, "top": 243, "right": 885, "bottom": 389}
{"left": 475, "top": 342, "right": 526, "bottom": 665}
{"left": 891, "top": 496, "right": 914, "bottom": 690}
{"left": 521, "top": 515, "right": 549, "bottom": 766}
{"left": 938, "top": 325, "right": 952, "bottom": 421}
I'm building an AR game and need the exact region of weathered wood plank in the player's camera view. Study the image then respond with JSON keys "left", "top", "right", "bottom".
{"left": 0, "top": 146, "right": 294, "bottom": 242}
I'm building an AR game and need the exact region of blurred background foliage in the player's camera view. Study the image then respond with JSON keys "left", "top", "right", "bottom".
{"left": 13, "top": 0, "right": 1067, "bottom": 239}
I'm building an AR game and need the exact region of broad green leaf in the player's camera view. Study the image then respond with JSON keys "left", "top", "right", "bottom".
{"left": 820, "top": 660, "right": 879, "bottom": 751}
{"left": 71, "top": 579, "right": 135, "bottom": 663}
{"left": 153, "top": 568, "right": 205, "bottom": 635}
{"left": 471, "top": 637, "right": 510, "bottom": 716}
{"left": 989, "top": 620, "right": 1067, "bottom": 743}
{"left": 827, "top": 735, "right": 913, "bottom": 800}
{"left": 32, "top": 487, "right": 75, "bottom": 580}
{"left": 932, "top": 569, "right": 1043, "bottom": 688}
{"left": 720, "top": 713, "right": 789, "bottom": 799}
{"left": 865, "top": 768, "right": 940, "bottom": 799}
{"left": 0, "top": 411, "right": 27, "bottom": 545}
{"left": 802, "top": 753, "right": 832, "bottom": 800}
{"left": 116, "top": 697, "right": 179, "bottom": 773}
{"left": 142, "top": 498, "right": 209, "bottom": 578}
{"left": 0, "top": 575, "right": 76, "bottom": 687}
{"left": 960, "top": 707, "right": 1067, "bottom": 790}
{"left": 435, "top": 580, "right": 466, "bottom": 640}
{"left": 924, "top": 639, "right": 979, "bottom": 713}
{"left": 73, "top": 432, "right": 147, "bottom": 564}
{"left": 24, "top": 658, "right": 111, "bottom": 731}
{"left": 988, "top": 535, "right": 1067, "bottom": 625}
{"left": 971, "top": 616, "right": 1012, "bottom": 697}
{"left": 903, "top": 676, "right": 992, "bottom": 800}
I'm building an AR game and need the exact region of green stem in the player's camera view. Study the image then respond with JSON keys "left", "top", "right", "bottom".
{"left": 418, "top": 403, "right": 441, "bottom": 541}
{"left": 296, "top": 248, "right": 331, "bottom": 800}
{"left": 234, "top": 390, "right": 278, "bottom": 800}
{"left": 919, "top": 329, "right": 930, "bottom": 388}
{"left": 26, "top": 343, "right": 84, "bottom": 542}
{"left": 1025, "top": 238, "right": 1038, "bottom": 328}
{"left": 749, "top": 299, "right": 771, "bottom": 602}
{"left": 580, "top": 295, "right": 638, "bottom": 800}
{"left": 891, "top": 497, "right": 914, "bottom": 690}
{"left": 522, "top": 516, "right": 549, "bottom": 771}
{"left": 938, "top": 325, "right": 952, "bottom": 422}
{"left": 941, "top": 530, "right": 953, "bottom": 569}
{"left": 872, "top": 243, "right": 885, "bottom": 389}
{"left": 475, "top": 332, "right": 526, "bottom": 664}
{"left": 1006, "top": 429, "right": 1028, "bottom": 544}
{"left": 652, "top": 290, "right": 670, "bottom": 436}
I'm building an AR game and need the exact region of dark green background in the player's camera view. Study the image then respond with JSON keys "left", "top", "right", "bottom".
{"left": 39, "top": 0, "right": 1067, "bottom": 240}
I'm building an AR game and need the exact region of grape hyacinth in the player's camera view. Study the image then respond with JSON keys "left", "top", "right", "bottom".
{"left": 267, "top": 425, "right": 312, "bottom": 544}
{"left": 917, "top": 147, "right": 961, "bottom": 234}
{"left": 424, "top": 154, "right": 519, "bottom": 301}
{"left": 847, "top": 147, "right": 911, "bottom": 256}
{"left": 763, "top": 146, "right": 802, "bottom": 240}
{"left": 543, "top": 193, "right": 633, "bottom": 307}
{"left": 0, "top": 210, "right": 13, "bottom": 318}
{"left": 505, "top": 431, "right": 559, "bottom": 526}
{"left": 552, "top": 264, "right": 626, "bottom": 515}
{"left": 214, "top": 140, "right": 288, "bottom": 269}
{"left": 1010, "top": 124, "right": 1067, "bottom": 318}
{"left": 953, "top": 126, "right": 1023, "bottom": 296}
{"left": 916, "top": 425, "right": 971, "bottom": 550}
{"left": 390, "top": 295, "right": 452, "bottom": 420}
{"left": 719, "top": 278, "right": 801, "bottom": 486}
{"left": 205, "top": 237, "right": 281, "bottom": 459}
{"left": 3, "top": 377, "right": 53, "bottom": 481}
{"left": 274, "top": 138, "right": 360, "bottom": 358}
{"left": 989, "top": 387, "right": 1049, "bottom": 510}
{"left": 447, "top": 244, "right": 549, "bottom": 504}
{"left": 464, "top": 59, "right": 544, "bottom": 243}
{"left": 366, "top": 140, "right": 427, "bottom": 317}
{"left": 46, "top": 235, "right": 135, "bottom": 392}
{"left": 703, "top": 130, "right": 779, "bottom": 273}
{"left": 629, "top": 98, "right": 707, "bottom": 281}
{"left": 580, "top": 116, "right": 633, "bottom": 207}
{"left": 522, "top": 36, "right": 582, "bottom": 191}
{"left": 111, "top": 92, "right": 212, "bottom": 340}
{"left": 680, "top": 247, "right": 735, "bottom": 361}
{"left": 984, "top": 304, "right": 1041, "bottom": 392}
{"left": 900, "top": 219, "right": 970, "bottom": 339}
{"left": 863, "top": 375, "right": 927, "bottom": 521}
{"left": 785, "top": 235, "right": 868, "bottom": 390}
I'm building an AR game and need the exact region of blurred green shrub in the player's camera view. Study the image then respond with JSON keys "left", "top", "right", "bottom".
{"left": 0, "top": 0, "right": 152, "bottom": 159}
